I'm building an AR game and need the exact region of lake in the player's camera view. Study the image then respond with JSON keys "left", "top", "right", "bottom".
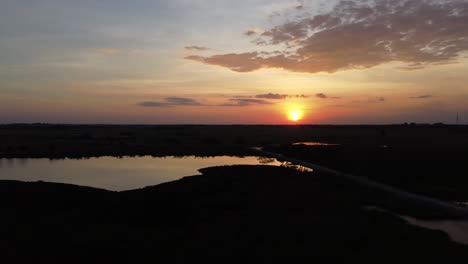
{"left": 0, "top": 156, "right": 282, "bottom": 191}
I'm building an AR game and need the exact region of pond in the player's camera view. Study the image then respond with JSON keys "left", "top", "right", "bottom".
{"left": 0, "top": 156, "right": 282, "bottom": 191}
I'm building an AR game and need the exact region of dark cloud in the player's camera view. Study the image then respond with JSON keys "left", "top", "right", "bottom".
{"left": 235, "top": 93, "right": 310, "bottom": 100}
{"left": 139, "top": 97, "right": 202, "bottom": 107}
{"left": 232, "top": 95, "right": 253, "bottom": 98}
{"left": 316, "top": 93, "right": 328, "bottom": 99}
{"left": 165, "top": 97, "right": 202, "bottom": 106}
{"left": 245, "top": 30, "right": 257, "bottom": 36}
{"left": 409, "top": 94, "right": 433, "bottom": 99}
{"left": 352, "top": 96, "right": 386, "bottom": 104}
{"left": 186, "top": 0, "right": 468, "bottom": 73}
{"left": 255, "top": 93, "right": 288, "bottom": 99}
{"left": 316, "top": 93, "right": 340, "bottom": 99}
{"left": 185, "top": 46, "right": 210, "bottom": 51}
{"left": 139, "top": 101, "right": 170, "bottom": 107}
{"left": 222, "top": 98, "right": 273, "bottom": 107}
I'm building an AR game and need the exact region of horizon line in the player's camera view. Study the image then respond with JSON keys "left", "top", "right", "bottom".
{"left": 0, "top": 122, "right": 463, "bottom": 126}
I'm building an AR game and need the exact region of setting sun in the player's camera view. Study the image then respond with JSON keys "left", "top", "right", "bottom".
{"left": 288, "top": 110, "right": 304, "bottom": 122}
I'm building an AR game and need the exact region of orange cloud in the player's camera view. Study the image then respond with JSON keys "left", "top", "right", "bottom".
{"left": 186, "top": 0, "right": 468, "bottom": 74}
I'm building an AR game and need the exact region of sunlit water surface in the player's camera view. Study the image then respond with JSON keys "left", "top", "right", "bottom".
{"left": 0, "top": 156, "right": 282, "bottom": 191}
{"left": 293, "top": 142, "right": 340, "bottom": 146}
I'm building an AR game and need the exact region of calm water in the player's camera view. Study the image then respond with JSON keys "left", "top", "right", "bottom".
{"left": 0, "top": 156, "right": 282, "bottom": 191}
{"left": 401, "top": 216, "right": 468, "bottom": 245}
{"left": 293, "top": 142, "right": 340, "bottom": 146}
{"left": 364, "top": 206, "right": 468, "bottom": 245}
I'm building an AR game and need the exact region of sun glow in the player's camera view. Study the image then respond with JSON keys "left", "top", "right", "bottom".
{"left": 288, "top": 109, "right": 304, "bottom": 122}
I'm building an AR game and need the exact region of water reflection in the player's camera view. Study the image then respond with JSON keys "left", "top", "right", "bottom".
{"left": 0, "top": 158, "right": 26, "bottom": 168}
{"left": 293, "top": 142, "right": 339, "bottom": 146}
{"left": 364, "top": 206, "right": 468, "bottom": 245}
{"left": 280, "top": 161, "right": 314, "bottom": 173}
{"left": 401, "top": 216, "right": 468, "bottom": 245}
{"left": 257, "top": 157, "right": 277, "bottom": 164}
{"left": 0, "top": 156, "right": 288, "bottom": 191}
{"left": 17, "top": 158, "right": 28, "bottom": 167}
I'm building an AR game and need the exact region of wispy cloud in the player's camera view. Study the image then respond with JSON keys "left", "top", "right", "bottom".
{"left": 316, "top": 93, "right": 340, "bottom": 99}
{"left": 255, "top": 93, "right": 310, "bottom": 99}
{"left": 187, "top": 0, "right": 468, "bottom": 74}
{"left": 139, "top": 97, "right": 203, "bottom": 107}
{"left": 236, "top": 93, "right": 309, "bottom": 100}
{"left": 221, "top": 98, "right": 273, "bottom": 107}
{"left": 185, "top": 46, "right": 210, "bottom": 51}
{"left": 165, "top": 97, "right": 202, "bottom": 106}
{"left": 352, "top": 96, "right": 386, "bottom": 104}
{"left": 409, "top": 94, "right": 433, "bottom": 99}
{"left": 255, "top": 93, "right": 288, "bottom": 99}
{"left": 244, "top": 27, "right": 264, "bottom": 37}
{"left": 139, "top": 101, "right": 170, "bottom": 107}
{"left": 139, "top": 93, "right": 309, "bottom": 108}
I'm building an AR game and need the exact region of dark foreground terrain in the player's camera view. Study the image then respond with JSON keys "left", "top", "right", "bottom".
{"left": 2, "top": 124, "right": 468, "bottom": 262}
{"left": 1, "top": 165, "right": 467, "bottom": 263}
{"left": 2, "top": 124, "right": 468, "bottom": 201}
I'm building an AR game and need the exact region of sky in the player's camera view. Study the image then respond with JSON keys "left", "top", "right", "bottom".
{"left": 1, "top": 0, "right": 468, "bottom": 124}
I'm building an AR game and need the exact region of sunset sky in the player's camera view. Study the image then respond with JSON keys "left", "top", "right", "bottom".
{"left": 1, "top": 0, "right": 468, "bottom": 124}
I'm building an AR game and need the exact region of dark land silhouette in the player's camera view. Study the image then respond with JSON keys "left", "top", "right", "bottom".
{"left": 1, "top": 124, "right": 468, "bottom": 262}
{"left": 1, "top": 165, "right": 468, "bottom": 263}
{"left": 2, "top": 124, "right": 468, "bottom": 200}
